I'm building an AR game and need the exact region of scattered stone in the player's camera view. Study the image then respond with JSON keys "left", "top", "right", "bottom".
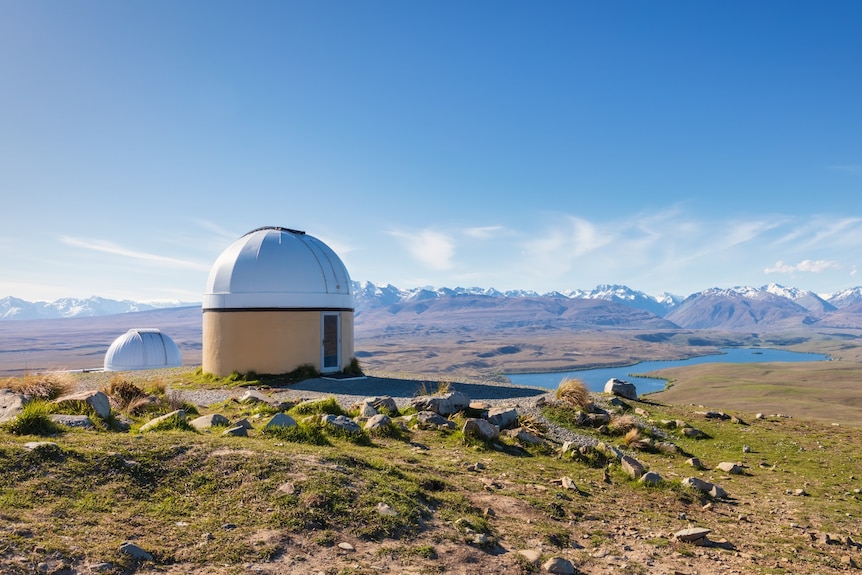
{"left": 238, "top": 389, "right": 277, "bottom": 405}
{"left": 222, "top": 425, "right": 248, "bottom": 437}
{"left": 717, "top": 462, "right": 744, "bottom": 474}
{"left": 634, "top": 407, "right": 649, "bottom": 417}
{"left": 486, "top": 407, "right": 519, "bottom": 430}
{"left": 621, "top": 455, "right": 646, "bottom": 479}
{"left": 189, "top": 413, "right": 230, "bottom": 430}
{"left": 742, "top": 444, "right": 752, "bottom": 453}
{"left": 338, "top": 542, "right": 355, "bottom": 552}
{"left": 542, "top": 556, "right": 576, "bottom": 574}
{"left": 364, "top": 396, "right": 398, "bottom": 413}
{"left": 49, "top": 414, "right": 95, "bottom": 429}
{"left": 683, "top": 476, "right": 727, "bottom": 499}
{"left": 755, "top": 413, "right": 765, "bottom": 420}
{"left": 119, "top": 541, "right": 153, "bottom": 561}
{"left": 24, "top": 441, "right": 59, "bottom": 451}
{"left": 263, "top": 413, "right": 297, "bottom": 430}
{"left": 560, "top": 476, "right": 577, "bottom": 490}
{"left": 656, "top": 441, "right": 682, "bottom": 455}
{"left": 640, "top": 471, "right": 662, "bottom": 486}
{"left": 686, "top": 457, "right": 705, "bottom": 470}
{"left": 54, "top": 390, "right": 111, "bottom": 418}
{"left": 233, "top": 418, "right": 253, "bottom": 429}
{"left": 376, "top": 502, "right": 398, "bottom": 516}
{"left": 89, "top": 563, "right": 113, "bottom": 572}
{"left": 321, "top": 414, "right": 361, "bottom": 434}
{"left": 674, "top": 527, "right": 711, "bottom": 544}
{"left": 682, "top": 427, "right": 707, "bottom": 439}
{"left": 696, "top": 410, "right": 728, "bottom": 420}
{"left": 415, "top": 410, "right": 457, "bottom": 430}
{"left": 504, "top": 427, "right": 543, "bottom": 445}
{"left": 139, "top": 409, "right": 186, "bottom": 432}
{"left": 411, "top": 391, "right": 470, "bottom": 416}
{"left": 788, "top": 488, "right": 808, "bottom": 497}
{"left": 364, "top": 413, "right": 392, "bottom": 432}
{"left": 357, "top": 402, "right": 379, "bottom": 417}
{"left": 595, "top": 441, "right": 623, "bottom": 462}
{"left": 221, "top": 523, "right": 236, "bottom": 530}
{"left": 463, "top": 418, "right": 500, "bottom": 441}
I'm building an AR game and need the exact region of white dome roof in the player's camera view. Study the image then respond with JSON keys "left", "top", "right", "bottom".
{"left": 104, "top": 329, "right": 183, "bottom": 371}
{"left": 203, "top": 227, "right": 353, "bottom": 310}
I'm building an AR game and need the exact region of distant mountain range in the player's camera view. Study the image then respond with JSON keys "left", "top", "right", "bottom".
{"left": 4, "top": 282, "right": 862, "bottom": 331}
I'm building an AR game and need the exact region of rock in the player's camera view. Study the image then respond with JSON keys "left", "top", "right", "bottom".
{"left": 365, "top": 396, "right": 398, "bottom": 414}
{"left": 604, "top": 378, "right": 638, "bottom": 401}
{"left": 709, "top": 483, "right": 728, "bottom": 499}
{"left": 682, "top": 476, "right": 727, "bottom": 499}
{"left": 119, "top": 541, "right": 153, "bottom": 561}
{"left": 717, "top": 462, "right": 744, "bottom": 474}
{"left": 376, "top": 502, "right": 398, "bottom": 516}
{"left": 338, "top": 542, "right": 355, "bottom": 552}
{"left": 595, "top": 441, "right": 623, "bottom": 462}
{"left": 469, "top": 401, "right": 492, "bottom": 411}
{"left": 486, "top": 407, "right": 519, "bottom": 430}
{"left": 841, "top": 555, "right": 859, "bottom": 569}
{"left": 222, "top": 425, "right": 248, "bottom": 437}
{"left": 674, "top": 527, "right": 711, "bottom": 543}
{"left": 24, "top": 441, "right": 59, "bottom": 451}
{"left": 414, "top": 411, "right": 456, "bottom": 430}
{"left": 696, "top": 410, "right": 728, "bottom": 419}
{"left": 233, "top": 418, "right": 253, "bottom": 429}
{"left": 505, "top": 427, "right": 543, "bottom": 445}
{"left": 263, "top": 413, "right": 297, "bottom": 430}
{"left": 54, "top": 390, "right": 111, "bottom": 418}
{"left": 0, "top": 389, "right": 28, "bottom": 422}
{"left": 238, "top": 389, "right": 277, "bottom": 405}
{"left": 686, "top": 457, "right": 706, "bottom": 470}
{"left": 542, "top": 556, "right": 576, "bottom": 574}
{"left": 49, "top": 414, "right": 95, "bottom": 429}
{"left": 742, "top": 444, "right": 752, "bottom": 453}
{"left": 89, "top": 563, "right": 113, "bottom": 572}
{"left": 364, "top": 413, "right": 392, "bottom": 431}
{"left": 357, "top": 402, "right": 379, "bottom": 417}
{"left": 139, "top": 410, "right": 186, "bottom": 432}
{"left": 789, "top": 488, "right": 808, "bottom": 497}
{"left": 755, "top": 412, "right": 765, "bottom": 419}
{"left": 640, "top": 471, "right": 662, "bottom": 486}
{"left": 656, "top": 441, "right": 682, "bottom": 455}
{"left": 321, "top": 414, "right": 361, "bottom": 434}
{"left": 560, "top": 476, "right": 577, "bottom": 490}
{"left": 463, "top": 418, "right": 500, "bottom": 441}
{"left": 682, "top": 427, "right": 707, "bottom": 439}
{"left": 634, "top": 407, "right": 649, "bottom": 417}
{"left": 411, "top": 391, "right": 470, "bottom": 416}
{"left": 621, "top": 455, "right": 646, "bottom": 479}
{"left": 189, "top": 413, "right": 230, "bottom": 430}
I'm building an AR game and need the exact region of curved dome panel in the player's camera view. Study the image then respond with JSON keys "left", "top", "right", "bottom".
{"left": 203, "top": 227, "right": 354, "bottom": 310}
{"left": 104, "top": 329, "right": 183, "bottom": 371}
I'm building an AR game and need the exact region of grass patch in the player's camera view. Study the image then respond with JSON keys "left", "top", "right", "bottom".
{"left": 1, "top": 400, "right": 64, "bottom": 436}
{"left": 0, "top": 372, "right": 72, "bottom": 400}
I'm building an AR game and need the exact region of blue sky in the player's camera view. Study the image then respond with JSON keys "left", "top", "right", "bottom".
{"left": 2, "top": 1, "right": 861, "bottom": 302}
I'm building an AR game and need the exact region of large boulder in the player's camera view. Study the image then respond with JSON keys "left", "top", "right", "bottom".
{"left": 604, "top": 378, "right": 638, "bottom": 401}
{"left": 54, "top": 390, "right": 111, "bottom": 419}
{"left": 486, "top": 407, "right": 519, "bottom": 430}
{"left": 263, "top": 413, "right": 297, "bottom": 430}
{"left": 0, "top": 389, "right": 28, "bottom": 422}
{"left": 463, "top": 418, "right": 500, "bottom": 441}
{"left": 411, "top": 391, "right": 469, "bottom": 416}
{"left": 189, "top": 413, "right": 231, "bottom": 430}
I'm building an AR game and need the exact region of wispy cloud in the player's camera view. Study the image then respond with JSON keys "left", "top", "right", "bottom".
{"left": 764, "top": 260, "right": 839, "bottom": 274}
{"left": 828, "top": 164, "right": 862, "bottom": 173}
{"left": 387, "top": 229, "right": 455, "bottom": 271}
{"left": 60, "top": 236, "right": 211, "bottom": 270}
{"left": 192, "top": 218, "right": 241, "bottom": 240}
{"left": 463, "top": 225, "right": 505, "bottom": 240}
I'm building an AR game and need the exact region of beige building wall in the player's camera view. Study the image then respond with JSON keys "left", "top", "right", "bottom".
{"left": 203, "top": 310, "right": 355, "bottom": 377}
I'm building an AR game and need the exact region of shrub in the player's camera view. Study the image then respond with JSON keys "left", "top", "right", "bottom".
{"left": 103, "top": 376, "right": 147, "bottom": 410}
{"left": 608, "top": 414, "right": 642, "bottom": 436}
{"left": 1, "top": 400, "right": 63, "bottom": 436}
{"left": 555, "top": 377, "right": 592, "bottom": 410}
{"left": 344, "top": 357, "right": 364, "bottom": 377}
{"left": 0, "top": 372, "right": 72, "bottom": 400}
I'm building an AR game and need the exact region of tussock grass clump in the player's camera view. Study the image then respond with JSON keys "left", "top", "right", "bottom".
{"left": 555, "top": 377, "right": 592, "bottom": 410}
{"left": 262, "top": 424, "right": 330, "bottom": 445}
{"left": 0, "top": 372, "right": 72, "bottom": 400}
{"left": 608, "top": 414, "right": 642, "bottom": 436}
{"left": 289, "top": 397, "right": 346, "bottom": 417}
{"left": 414, "top": 380, "right": 451, "bottom": 397}
{"left": 1, "top": 400, "right": 63, "bottom": 436}
{"left": 103, "top": 376, "right": 147, "bottom": 410}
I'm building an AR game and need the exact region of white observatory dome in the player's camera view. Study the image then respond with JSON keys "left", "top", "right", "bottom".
{"left": 203, "top": 227, "right": 353, "bottom": 311}
{"left": 104, "top": 329, "right": 183, "bottom": 371}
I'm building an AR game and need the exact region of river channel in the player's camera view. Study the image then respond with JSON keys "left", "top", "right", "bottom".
{"left": 506, "top": 347, "right": 829, "bottom": 394}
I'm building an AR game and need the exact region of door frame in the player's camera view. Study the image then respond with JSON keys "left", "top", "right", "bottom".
{"left": 320, "top": 312, "right": 341, "bottom": 373}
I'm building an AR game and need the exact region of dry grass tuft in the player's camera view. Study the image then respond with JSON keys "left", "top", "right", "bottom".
{"left": 102, "top": 375, "right": 148, "bottom": 410}
{"left": 608, "top": 414, "right": 642, "bottom": 435}
{"left": 0, "top": 372, "right": 73, "bottom": 400}
{"left": 555, "top": 378, "right": 592, "bottom": 410}
{"left": 621, "top": 427, "right": 644, "bottom": 448}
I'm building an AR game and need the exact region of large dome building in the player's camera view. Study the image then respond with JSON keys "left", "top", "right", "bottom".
{"left": 202, "top": 227, "right": 354, "bottom": 377}
{"left": 104, "top": 329, "right": 183, "bottom": 371}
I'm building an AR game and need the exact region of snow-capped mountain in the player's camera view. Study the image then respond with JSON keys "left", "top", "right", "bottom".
{"left": 0, "top": 296, "right": 200, "bottom": 320}
{"left": 827, "top": 287, "right": 862, "bottom": 309}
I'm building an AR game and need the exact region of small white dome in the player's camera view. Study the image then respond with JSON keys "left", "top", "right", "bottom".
{"left": 104, "top": 329, "right": 183, "bottom": 371}
{"left": 203, "top": 227, "right": 353, "bottom": 310}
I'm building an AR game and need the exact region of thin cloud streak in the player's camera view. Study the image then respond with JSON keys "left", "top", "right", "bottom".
{"left": 387, "top": 229, "right": 455, "bottom": 271}
{"left": 764, "top": 260, "right": 839, "bottom": 274}
{"left": 60, "top": 236, "right": 211, "bottom": 271}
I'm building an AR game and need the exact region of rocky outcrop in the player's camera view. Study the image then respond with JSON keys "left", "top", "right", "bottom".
{"left": 604, "top": 378, "right": 638, "bottom": 401}
{"left": 53, "top": 390, "right": 111, "bottom": 419}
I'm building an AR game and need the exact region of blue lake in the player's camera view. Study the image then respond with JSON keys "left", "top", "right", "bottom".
{"left": 506, "top": 348, "right": 829, "bottom": 394}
